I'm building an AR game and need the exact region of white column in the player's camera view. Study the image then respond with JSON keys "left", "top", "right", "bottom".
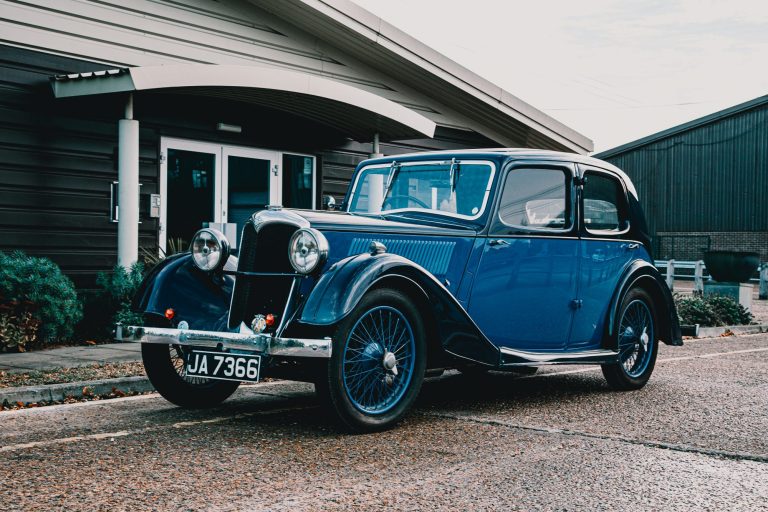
{"left": 369, "top": 132, "right": 383, "bottom": 159}
{"left": 117, "top": 94, "right": 139, "bottom": 268}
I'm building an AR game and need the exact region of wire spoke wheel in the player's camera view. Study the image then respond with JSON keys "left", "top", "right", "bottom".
{"left": 602, "top": 288, "right": 658, "bottom": 391}
{"left": 342, "top": 306, "right": 416, "bottom": 414}
{"left": 618, "top": 300, "right": 654, "bottom": 378}
{"left": 142, "top": 342, "right": 240, "bottom": 409}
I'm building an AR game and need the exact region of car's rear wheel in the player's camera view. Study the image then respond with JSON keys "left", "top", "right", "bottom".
{"left": 142, "top": 343, "right": 240, "bottom": 408}
{"left": 317, "top": 288, "right": 426, "bottom": 432}
{"left": 601, "top": 288, "right": 658, "bottom": 390}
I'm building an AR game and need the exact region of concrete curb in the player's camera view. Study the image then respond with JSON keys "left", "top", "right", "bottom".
{"left": 0, "top": 376, "right": 155, "bottom": 405}
{"left": 697, "top": 324, "right": 768, "bottom": 338}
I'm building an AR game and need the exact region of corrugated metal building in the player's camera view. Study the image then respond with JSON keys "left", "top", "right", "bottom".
{"left": 0, "top": 0, "right": 591, "bottom": 287}
{"left": 594, "top": 95, "right": 768, "bottom": 261}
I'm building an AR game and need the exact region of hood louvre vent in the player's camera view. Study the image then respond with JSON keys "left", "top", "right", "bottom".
{"left": 348, "top": 238, "right": 455, "bottom": 275}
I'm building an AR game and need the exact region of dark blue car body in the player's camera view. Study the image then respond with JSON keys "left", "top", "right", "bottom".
{"left": 126, "top": 149, "right": 681, "bottom": 430}
{"left": 135, "top": 149, "right": 680, "bottom": 363}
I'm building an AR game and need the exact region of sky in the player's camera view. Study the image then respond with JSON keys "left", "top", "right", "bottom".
{"left": 353, "top": 0, "right": 768, "bottom": 153}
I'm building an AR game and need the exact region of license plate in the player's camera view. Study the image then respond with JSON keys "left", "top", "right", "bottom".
{"left": 185, "top": 349, "right": 261, "bottom": 383}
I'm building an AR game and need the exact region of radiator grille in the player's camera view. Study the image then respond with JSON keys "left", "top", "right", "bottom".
{"left": 228, "top": 222, "right": 297, "bottom": 329}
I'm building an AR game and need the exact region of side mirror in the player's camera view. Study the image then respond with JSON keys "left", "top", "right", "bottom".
{"left": 322, "top": 195, "right": 337, "bottom": 211}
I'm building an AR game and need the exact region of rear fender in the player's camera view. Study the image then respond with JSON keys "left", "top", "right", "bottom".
{"left": 606, "top": 260, "right": 683, "bottom": 348}
{"left": 133, "top": 253, "right": 236, "bottom": 331}
{"left": 299, "top": 252, "right": 500, "bottom": 366}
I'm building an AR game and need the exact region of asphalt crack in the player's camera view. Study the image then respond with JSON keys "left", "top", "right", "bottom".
{"left": 426, "top": 411, "right": 768, "bottom": 464}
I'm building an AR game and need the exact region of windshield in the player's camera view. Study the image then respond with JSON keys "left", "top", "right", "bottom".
{"left": 347, "top": 160, "right": 494, "bottom": 219}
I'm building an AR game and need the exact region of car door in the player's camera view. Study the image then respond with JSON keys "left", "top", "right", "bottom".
{"left": 569, "top": 166, "right": 637, "bottom": 349}
{"left": 467, "top": 163, "right": 579, "bottom": 351}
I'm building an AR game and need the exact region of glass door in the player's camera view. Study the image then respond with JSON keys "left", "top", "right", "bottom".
{"left": 159, "top": 139, "right": 221, "bottom": 254}
{"left": 222, "top": 147, "right": 280, "bottom": 235}
{"left": 159, "top": 139, "right": 312, "bottom": 253}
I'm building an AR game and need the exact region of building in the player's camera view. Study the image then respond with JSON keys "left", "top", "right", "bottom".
{"left": 595, "top": 95, "right": 768, "bottom": 262}
{"left": 0, "top": 0, "right": 591, "bottom": 287}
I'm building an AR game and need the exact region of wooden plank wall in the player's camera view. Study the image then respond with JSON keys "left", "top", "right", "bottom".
{"left": 0, "top": 46, "right": 496, "bottom": 288}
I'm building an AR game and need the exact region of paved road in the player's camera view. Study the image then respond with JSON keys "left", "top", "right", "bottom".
{"left": 2, "top": 334, "right": 767, "bottom": 511}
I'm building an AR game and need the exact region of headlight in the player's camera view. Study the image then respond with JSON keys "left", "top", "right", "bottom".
{"left": 190, "top": 228, "right": 230, "bottom": 272}
{"left": 288, "top": 228, "right": 328, "bottom": 274}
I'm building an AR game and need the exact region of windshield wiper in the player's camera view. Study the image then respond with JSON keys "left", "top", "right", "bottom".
{"left": 380, "top": 161, "right": 400, "bottom": 210}
{"left": 449, "top": 157, "right": 460, "bottom": 192}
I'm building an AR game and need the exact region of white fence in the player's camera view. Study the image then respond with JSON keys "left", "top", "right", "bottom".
{"left": 655, "top": 259, "right": 768, "bottom": 299}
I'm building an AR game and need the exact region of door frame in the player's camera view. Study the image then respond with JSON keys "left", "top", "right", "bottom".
{"left": 159, "top": 138, "right": 223, "bottom": 254}
{"left": 221, "top": 145, "right": 280, "bottom": 224}
{"left": 159, "top": 137, "right": 317, "bottom": 253}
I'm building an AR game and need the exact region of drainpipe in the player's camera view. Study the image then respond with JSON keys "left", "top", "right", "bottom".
{"left": 117, "top": 93, "right": 139, "bottom": 268}
{"left": 369, "top": 132, "right": 383, "bottom": 158}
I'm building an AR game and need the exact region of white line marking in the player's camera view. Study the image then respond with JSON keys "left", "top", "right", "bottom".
{"left": 0, "top": 406, "right": 309, "bottom": 453}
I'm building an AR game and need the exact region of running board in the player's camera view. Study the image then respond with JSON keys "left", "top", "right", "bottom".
{"left": 499, "top": 347, "right": 620, "bottom": 367}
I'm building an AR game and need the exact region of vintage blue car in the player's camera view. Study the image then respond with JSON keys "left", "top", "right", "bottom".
{"left": 117, "top": 149, "right": 682, "bottom": 431}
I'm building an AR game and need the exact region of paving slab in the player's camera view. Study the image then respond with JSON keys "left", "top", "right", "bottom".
{"left": 0, "top": 343, "right": 142, "bottom": 373}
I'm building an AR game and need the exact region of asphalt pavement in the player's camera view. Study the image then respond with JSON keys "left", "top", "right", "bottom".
{"left": 2, "top": 334, "right": 767, "bottom": 511}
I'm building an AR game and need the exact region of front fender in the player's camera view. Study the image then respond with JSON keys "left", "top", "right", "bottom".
{"left": 299, "top": 252, "right": 500, "bottom": 366}
{"left": 133, "top": 253, "right": 235, "bottom": 331}
{"left": 606, "top": 260, "right": 683, "bottom": 348}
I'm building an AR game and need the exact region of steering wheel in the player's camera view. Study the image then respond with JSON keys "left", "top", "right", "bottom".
{"left": 382, "top": 194, "right": 430, "bottom": 210}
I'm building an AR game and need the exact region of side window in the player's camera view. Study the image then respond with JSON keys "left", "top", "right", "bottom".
{"left": 495, "top": 168, "right": 570, "bottom": 233}
{"left": 583, "top": 172, "right": 629, "bottom": 232}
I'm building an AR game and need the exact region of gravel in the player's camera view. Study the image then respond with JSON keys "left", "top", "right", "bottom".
{"left": 1, "top": 335, "right": 766, "bottom": 510}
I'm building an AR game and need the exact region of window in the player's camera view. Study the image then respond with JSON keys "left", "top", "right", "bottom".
{"left": 496, "top": 168, "right": 570, "bottom": 232}
{"left": 583, "top": 172, "right": 629, "bottom": 232}
{"left": 348, "top": 161, "right": 494, "bottom": 218}
{"left": 282, "top": 154, "right": 315, "bottom": 209}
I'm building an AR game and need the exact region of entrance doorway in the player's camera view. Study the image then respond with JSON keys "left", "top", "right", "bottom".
{"left": 159, "top": 138, "right": 315, "bottom": 252}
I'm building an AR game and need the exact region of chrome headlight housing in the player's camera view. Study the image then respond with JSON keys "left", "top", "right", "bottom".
{"left": 288, "top": 228, "right": 328, "bottom": 274}
{"left": 190, "top": 228, "right": 230, "bottom": 272}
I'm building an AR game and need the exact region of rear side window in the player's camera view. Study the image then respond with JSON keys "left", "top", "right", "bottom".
{"left": 495, "top": 168, "right": 571, "bottom": 233}
{"left": 583, "top": 172, "right": 629, "bottom": 232}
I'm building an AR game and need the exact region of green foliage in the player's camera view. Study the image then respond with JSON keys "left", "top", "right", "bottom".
{"left": 676, "top": 293, "right": 753, "bottom": 327}
{"left": 78, "top": 263, "right": 144, "bottom": 341}
{"left": 0, "top": 251, "right": 82, "bottom": 348}
{"left": 140, "top": 238, "right": 186, "bottom": 272}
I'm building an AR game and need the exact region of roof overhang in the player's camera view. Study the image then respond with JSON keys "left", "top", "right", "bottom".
{"left": 51, "top": 64, "right": 436, "bottom": 141}
{"left": 249, "top": 0, "right": 593, "bottom": 154}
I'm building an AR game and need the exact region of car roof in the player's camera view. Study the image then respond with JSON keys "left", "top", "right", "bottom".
{"left": 360, "top": 148, "right": 636, "bottom": 196}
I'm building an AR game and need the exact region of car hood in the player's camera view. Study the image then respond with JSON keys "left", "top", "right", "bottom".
{"left": 290, "top": 209, "right": 478, "bottom": 236}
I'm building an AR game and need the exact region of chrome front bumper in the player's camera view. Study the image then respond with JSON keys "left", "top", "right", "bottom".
{"left": 115, "top": 324, "right": 332, "bottom": 358}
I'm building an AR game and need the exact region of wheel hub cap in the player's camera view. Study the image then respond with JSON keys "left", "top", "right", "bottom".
{"left": 382, "top": 351, "right": 398, "bottom": 379}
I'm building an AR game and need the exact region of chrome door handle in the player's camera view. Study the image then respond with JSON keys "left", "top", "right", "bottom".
{"left": 489, "top": 239, "right": 510, "bottom": 247}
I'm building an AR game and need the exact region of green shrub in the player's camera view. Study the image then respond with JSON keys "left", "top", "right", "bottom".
{"left": 78, "top": 263, "right": 144, "bottom": 341}
{"left": 0, "top": 251, "right": 82, "bottom": 348}
{"left": 675, "top": 293, "right": 753, "bottom": 327}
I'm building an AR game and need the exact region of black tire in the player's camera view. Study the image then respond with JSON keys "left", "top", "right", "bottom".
{"left": 601, "top": 288, "right": 659, "bottom": 390}
{"left": 316, "top": 288, "right": 427, "bottom": 432}
{"left": 142, "top": 344, "right": 240, "bottom": 408}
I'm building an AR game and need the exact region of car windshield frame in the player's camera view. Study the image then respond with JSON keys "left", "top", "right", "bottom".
{"left": 345, "top": 159, "right": 497, "bottom": 221}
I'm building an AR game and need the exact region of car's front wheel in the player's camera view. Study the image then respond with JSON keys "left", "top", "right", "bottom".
{"left": 601, "top": 288, "right": 658, "bottom": 390}
{"left": 317, "top": 288, "right": 427, "bottom": 432}
{"left": 142, "top": 344, "right": 240, "bottom": 408}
